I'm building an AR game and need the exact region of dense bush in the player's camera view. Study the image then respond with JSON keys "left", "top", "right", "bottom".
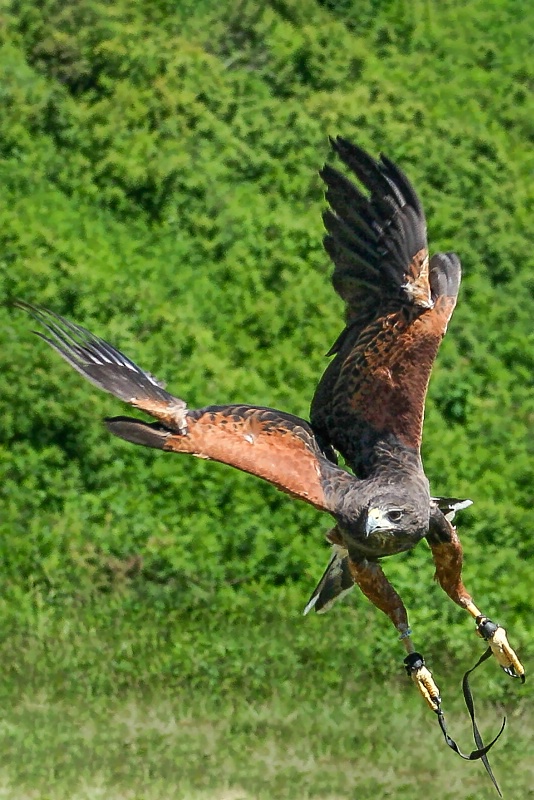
{"left": 0, "top": 0, "right": 532, "bottom": 684}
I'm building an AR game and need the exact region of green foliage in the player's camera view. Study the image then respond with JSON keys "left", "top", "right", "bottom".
{"left": 0, "top": 0, "right": 533, "bottom": 692}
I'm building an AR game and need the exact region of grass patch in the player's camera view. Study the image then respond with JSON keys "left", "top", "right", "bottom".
{"left": 0, "top": 598, "right": 531, "bottom": 799}
{"left": 0, "top": 682, "right": 533, "bottom": 799}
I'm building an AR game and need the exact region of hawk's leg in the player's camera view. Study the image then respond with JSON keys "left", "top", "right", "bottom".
{"left": 348, "top": 557, "right": 441, "bottom": 711}
{"left": 428, "top": 521, "right": 525, "bottom": 681}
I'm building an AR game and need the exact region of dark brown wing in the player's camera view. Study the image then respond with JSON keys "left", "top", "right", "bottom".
{"left": 321, "top": 137, "right": 433, "bottom": 336}
{"left": 18, "top": 303, "right": 355, "bottom": 513}
{"left": 311, "top": 139, "right": 461, "bottom": 471}
{"left": 332, "top": 256, "right": 460, "bottom": 451}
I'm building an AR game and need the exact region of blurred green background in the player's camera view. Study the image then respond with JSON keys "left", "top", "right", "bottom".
{"left": 0, "top": 1, "right": 533, "bottom": 797}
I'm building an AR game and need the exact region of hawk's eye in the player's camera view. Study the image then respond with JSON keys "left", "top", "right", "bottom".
{"left": 387, "top": 510, "right": 403, "bottom": 523}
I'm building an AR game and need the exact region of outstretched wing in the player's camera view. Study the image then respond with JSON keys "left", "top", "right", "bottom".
{"left": 311, "top": 139, "right": 461, "bottom": 470}
{"left": 18, "top": 303, "right": 355, "bottom": 513}
{"left": 321, "top": 137, "right": 433, "bottom": 330}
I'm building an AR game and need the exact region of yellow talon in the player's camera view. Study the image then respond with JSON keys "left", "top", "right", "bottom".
{"left": 476, "top": 617, "right": 525, "bottom": 682}
{"left": 404, "top": 652, "right": 441, "bottom": 712}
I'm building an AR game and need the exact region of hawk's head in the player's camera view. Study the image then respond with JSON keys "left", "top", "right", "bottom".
{"left": 347, "top": 493, "right": 429, "bottom": 557}
{"left": 365, "top": 494, "right": 428, "bottom": 535}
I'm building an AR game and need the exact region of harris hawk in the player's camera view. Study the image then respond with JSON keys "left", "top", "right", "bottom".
{"left": 18, "top": 137, "right": 523, "bottom": 737}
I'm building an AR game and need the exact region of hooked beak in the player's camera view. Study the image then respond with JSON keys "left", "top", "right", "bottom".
{"left": 365, "top": 507, "right": 388, "bottom": 536}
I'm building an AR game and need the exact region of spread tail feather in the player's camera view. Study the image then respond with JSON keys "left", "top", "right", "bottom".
{"left": 303, "top": 543, "right": 354, "bottom": 615}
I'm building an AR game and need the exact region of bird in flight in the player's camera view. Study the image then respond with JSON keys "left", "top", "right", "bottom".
{"left": 19, "top": 137, "right": 523, "bottom": 720}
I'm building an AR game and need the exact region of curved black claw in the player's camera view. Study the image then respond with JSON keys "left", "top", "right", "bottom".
{"left": 476, "top": 616, "right": 525, "bottom": 684}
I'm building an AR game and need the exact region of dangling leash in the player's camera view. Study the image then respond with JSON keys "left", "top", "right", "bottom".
{"left": 405, "top": 616, "right": 524, "bottom": 796}
{"left": 437, "top": 616, "right": 524, "bottom": 797}
{"left": 405, "top": 639, "right": 507, "bottom": 797}
{"left": 439, "top": 644, "right": 506, "bottom": 798}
